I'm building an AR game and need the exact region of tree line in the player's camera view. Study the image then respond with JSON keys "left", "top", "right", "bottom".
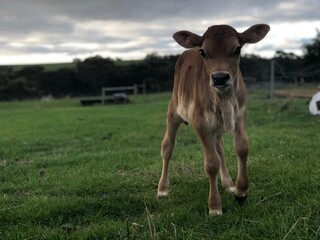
{"left": 0, "top": 31, "right": 319, "bottom": 101}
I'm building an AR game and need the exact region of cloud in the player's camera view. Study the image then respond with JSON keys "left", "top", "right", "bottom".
{"left": 0, "top": 0, "right": 319, "bottom": 64}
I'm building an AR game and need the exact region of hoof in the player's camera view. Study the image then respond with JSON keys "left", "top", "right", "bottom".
{"left": 157, "top": 190, "right": 169, "bottom": 197}
{"left": 235, "top": 195, "right": 247, "bottom": 205}
{"left": 209, "top": 209, "right": 223, "bottom": 216}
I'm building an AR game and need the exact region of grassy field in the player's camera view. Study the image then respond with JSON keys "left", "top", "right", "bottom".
{"left": 0, "top": 91, "right": 319, "bottom": 239}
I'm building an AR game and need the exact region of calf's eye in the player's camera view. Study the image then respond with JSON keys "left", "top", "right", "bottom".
{"left": 199, "top": 49, "right": 207, "bottom": 58}
{"left": 233, "top": 46, "right": 242, "bottom": 58}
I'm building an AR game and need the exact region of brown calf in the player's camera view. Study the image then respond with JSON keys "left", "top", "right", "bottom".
{"left": 157, "top": 24, "right": 270, "bottom": 215}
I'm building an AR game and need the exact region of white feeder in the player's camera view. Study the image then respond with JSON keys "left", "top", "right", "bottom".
{"left": 309, "top": 92, "right": 320, "bottom": 115}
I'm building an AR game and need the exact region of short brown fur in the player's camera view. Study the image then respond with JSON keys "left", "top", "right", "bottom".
{"left": 157, "top": 24, "right": 270, "bottom": 215}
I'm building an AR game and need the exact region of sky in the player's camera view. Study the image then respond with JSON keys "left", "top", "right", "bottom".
{"left": 0, "top": 0, "right": 319, "bottom": 65}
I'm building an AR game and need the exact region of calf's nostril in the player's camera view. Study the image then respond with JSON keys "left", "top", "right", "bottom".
{"left": 212, "top": 72, "right": 230, "bottom": 86}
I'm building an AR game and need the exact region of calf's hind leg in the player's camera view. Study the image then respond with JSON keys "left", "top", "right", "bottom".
{"left": 233, "top": 112, "right": 249, "bottom": 204}
{"left": 157, "top": 109, "right": 182, "bottom": 197}
{"left": 216, "top": 139, "right": 235, "bottom": 193}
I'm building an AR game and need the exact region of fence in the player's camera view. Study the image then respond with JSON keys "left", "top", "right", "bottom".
{"left": 269, "top": 59, "right": 320, "bottom": 99}
{"left": 101, "top": 82, "right": 146, "bottom": 105}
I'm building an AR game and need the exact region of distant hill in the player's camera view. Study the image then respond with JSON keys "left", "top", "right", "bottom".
{"left": 9, "top": 62, "right": 76, "bottom": 72}
{"left": 7, "top": 59, "right": 142, "bottom": 72}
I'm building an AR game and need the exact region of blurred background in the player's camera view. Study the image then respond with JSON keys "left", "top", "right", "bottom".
{"left": 0, "top": 0, "right": 319, "bottom": 100}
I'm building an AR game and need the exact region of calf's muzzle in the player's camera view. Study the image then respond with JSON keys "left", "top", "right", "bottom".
{"left": 212, "top": 72, "right": 231, "bottom": 87}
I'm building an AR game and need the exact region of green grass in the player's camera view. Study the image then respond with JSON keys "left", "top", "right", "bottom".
{"left": 0, "top": 91, "right": 319, "bottom": 239}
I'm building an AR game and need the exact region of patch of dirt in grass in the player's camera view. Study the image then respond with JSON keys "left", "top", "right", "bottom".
{"left": 0, "top": 160, "right": 7, "bottom": 167}
{"left": 275, "top": 89, "right": 318, "bottom": 98}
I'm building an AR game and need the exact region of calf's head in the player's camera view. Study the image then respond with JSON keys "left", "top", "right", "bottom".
{"left": 173, "top": 24, "right": 270, "bottom": 92}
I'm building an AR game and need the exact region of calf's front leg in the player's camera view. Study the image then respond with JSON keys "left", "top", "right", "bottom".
{"left": 195, "top": 125, "right": 222, "bottom": 215}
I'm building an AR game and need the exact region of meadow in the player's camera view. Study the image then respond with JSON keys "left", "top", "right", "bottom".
{"left": 0, "top": 90, "right": 319, "bottom": 239}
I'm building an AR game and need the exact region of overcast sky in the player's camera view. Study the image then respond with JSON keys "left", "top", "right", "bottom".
{"left": 1, "top": 0, "right": 319, "bottom": 65}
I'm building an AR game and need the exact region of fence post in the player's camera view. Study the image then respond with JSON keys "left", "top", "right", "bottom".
{"left": 142, "top": 82, "right": 146, "bottom": 94}
{"left": 270, "top": 59, "right": 275, "bottom": 99}
{"left": 134, "top": 84, "right": 138, "bottom": 96}
{"left": 101, "top": 87, "right": 105, "bottom": 105}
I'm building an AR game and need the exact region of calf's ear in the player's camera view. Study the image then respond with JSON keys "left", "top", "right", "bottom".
{"left": 173, "top": 31, "right": 203, "bottom": 48}
{"left": 240, "top": 24, "right": 270, "bottom": 44}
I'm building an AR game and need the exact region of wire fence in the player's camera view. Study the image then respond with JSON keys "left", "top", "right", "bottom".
{"left": 248, "top": 59, "right": 320, "bottom": 99}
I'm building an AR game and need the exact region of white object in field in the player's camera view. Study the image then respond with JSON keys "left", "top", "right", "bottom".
{"left": 309, "top": 92, "right": 320, "bottom": 115}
